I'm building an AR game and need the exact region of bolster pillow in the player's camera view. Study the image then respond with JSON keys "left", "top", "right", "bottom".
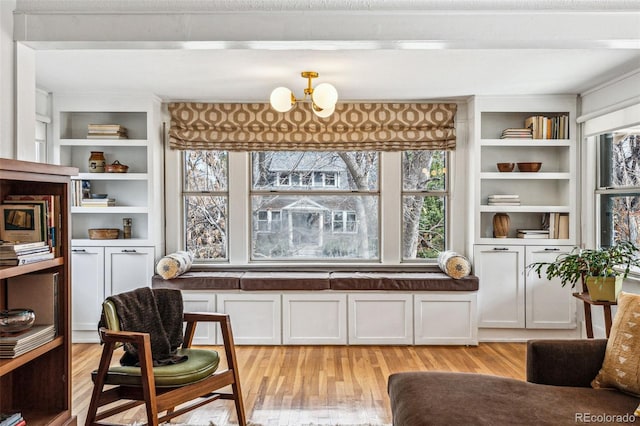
{"left": 156, "top": 251, "right": 194, "bottom": 280}
{"left": 437, "top": 250, "right": 471, "bottom": 279}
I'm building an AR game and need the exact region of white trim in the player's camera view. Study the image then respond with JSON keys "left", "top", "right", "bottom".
{"left": 577, "top": 96, "right": 640, "bottom": 124}
{"left": 583, "top": 103, "right": 640, "bottom": 137}
{"left": 579, "top": 68, "right": 640, "bottom": 98}
{"left": 35, "top": 113, "right": 51, "bottom": 123}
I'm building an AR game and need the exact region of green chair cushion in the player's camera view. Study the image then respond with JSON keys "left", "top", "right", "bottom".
{"left": 93, "top": 348, "right": 220, "bottom": 387}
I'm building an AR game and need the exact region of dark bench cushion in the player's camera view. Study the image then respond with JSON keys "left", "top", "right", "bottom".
{"left": 388, "top": 371, "right": 639, "bottom": 426}
{"left": 330, "top": 272, "right": 478, "bottom": 291}
{"left": 152, "top": 272, "right": 242, "bottom": 290}
{"left": 240, "top": 272, "right": 330, "bottom": 291}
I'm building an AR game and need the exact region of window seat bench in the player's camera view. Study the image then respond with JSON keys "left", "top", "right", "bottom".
{"left": 152, "top": 271, "right": 478, "bottom": 346}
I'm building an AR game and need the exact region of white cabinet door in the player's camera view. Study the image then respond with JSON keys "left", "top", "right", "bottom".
{"left": 414, "top": 292, "right": 478, "bottom": 345}
{"left": 71, "top": 246, "right": 104, "bottom": 342}
{"left": 217, "top": 293, "right": 281, "bottom": 345}
{"left": 283, "top": 293, "right": 347, "bottom": 345}
{"left": 348, "top": 293, "right": 413, "bottom": 344}
{"left": 105, "top": 246, "right": 155, "bottom": 296}
{"left": 525, "top": 246, "right": 576, "bottom": 329}
{"left": 182, "top": 291, "right": 217, "bottom": 345}
{"left": 474, "top": 245, "right": 525, "bottom": 328}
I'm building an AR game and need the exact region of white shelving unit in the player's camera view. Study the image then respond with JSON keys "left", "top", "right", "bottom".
{"left": 470, "top": 96, "right": 578, "bottom": 246}
{"left": 469, "top": 96, "right": 580, "bottom": 340}
{"left": 52, "top": 95, "right": 163, "bottom": 247}
{"left": 52, "top": 95, "right": 163, "bottom": 342}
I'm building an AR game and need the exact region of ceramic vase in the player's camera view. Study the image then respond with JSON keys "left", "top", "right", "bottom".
{"left": 493, "top": 213, "right": 511, "bottom": 238}
{"left": 88, "top": 151, "right": 106, "bottom": 173}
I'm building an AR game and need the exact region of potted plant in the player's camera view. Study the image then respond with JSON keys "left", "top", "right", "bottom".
{"left": 529, "top": 241, "right": 640, "bottom": 302}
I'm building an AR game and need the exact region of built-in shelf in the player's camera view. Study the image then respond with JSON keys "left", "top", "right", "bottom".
{"left": 73, "top": 173, "right": 149, "bottom": 181}
{"left": 480, "top": 172, "right": 571, "bottom": 180}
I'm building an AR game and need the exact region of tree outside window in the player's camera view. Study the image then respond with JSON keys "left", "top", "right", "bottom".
{"left": 598, "top": 131, "right": 640, "bottom": 248}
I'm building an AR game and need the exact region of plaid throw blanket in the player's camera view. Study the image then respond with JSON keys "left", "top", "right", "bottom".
{"left": 100, "top": 287, "right": 187, "bottom": 366}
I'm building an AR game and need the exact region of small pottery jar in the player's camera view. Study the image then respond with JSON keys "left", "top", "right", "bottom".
{"left": 493, "top": 213, "right": 511, "bottom": 238}
{"left": 88, "top": 151, "right": 106, "bottom": 173}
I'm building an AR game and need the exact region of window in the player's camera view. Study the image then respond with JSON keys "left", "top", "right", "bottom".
{"left": 402, "top": 150, "right": 448, "bottom": 259}
{"left": 181, "top": 150, "right": 450, "bottom": 263}
{"left": 597, "top": 130, "right": 640, "bottom": 248}
{"left": 332, "top": 211, "right": 357, "bottom": 233}
{"left": 183, "top": 150, "right": 228, "bottom": 260}
{"left": 251, "top": 151, "right": 379, "bottom": 260}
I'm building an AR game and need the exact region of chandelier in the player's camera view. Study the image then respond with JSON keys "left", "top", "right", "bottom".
{"left": 270, "top": 71, "right": 338, "bottom": 118}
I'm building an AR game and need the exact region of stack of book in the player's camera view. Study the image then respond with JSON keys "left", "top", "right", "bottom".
{"left": 488, "top": 194, "right": 520, "bottom": 206}
{"left": 544, "top": 212, "right": 570, "bottom": 239}
{"left": 500, "top": 128, "right": 533, "bottom": 139}
{"left": 87, "top": 124, "right": 128, "bottom": 139}
{"left": 524, "top": 114, "right": 570, "bottom": 139}
{"left": 0, "top": 324, "right": 56, "bottom": 358}
{"left": 80, "top": 198, "right": 116, "bottom": 207}
{"left": 517, "top": 229, "right": 550, "bottom": 239}
{"left": 0, "top": 412, "right": 25, "bottom": 426}
{"left": 0, "top": 241, "right": 54, "bottom": 266}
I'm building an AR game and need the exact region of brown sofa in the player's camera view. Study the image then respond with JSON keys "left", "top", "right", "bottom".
{"left": 388, "top": 339, "right": 640, "bottom": 425}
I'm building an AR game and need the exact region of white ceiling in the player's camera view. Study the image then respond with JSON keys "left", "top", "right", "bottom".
{"left": 35, "top": 48, "right": 640, "bottom": 102}
{"left": 23, "top": 0, "right": 640, "bottom": 102}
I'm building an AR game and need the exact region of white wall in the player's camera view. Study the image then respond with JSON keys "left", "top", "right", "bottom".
{"left": 0, "top": 0, "right": 16, "bottom": 159}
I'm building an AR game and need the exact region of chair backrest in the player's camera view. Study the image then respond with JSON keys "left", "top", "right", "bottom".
{"left": 102, "top": 300, "right": 121, "bottom": 332}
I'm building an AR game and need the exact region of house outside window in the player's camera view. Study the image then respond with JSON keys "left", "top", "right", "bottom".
{"left": 597, "top": 130, "right": 640, "bottom": 248}
{"left": 251, "top": 151, "right": 379, "bottom": 260}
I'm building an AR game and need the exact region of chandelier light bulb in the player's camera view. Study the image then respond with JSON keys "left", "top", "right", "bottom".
{"left": 270, "top": 87, "right": 295, "bottom": 112}
{"left": 312, "top": 83, "right": 338, "bottom": 110}
{"left": 313, "top": 103, "right": 335, "bottom": 118}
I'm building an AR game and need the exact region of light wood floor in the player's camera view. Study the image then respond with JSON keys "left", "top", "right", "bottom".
{"left": 72, "top": 342, "right": 526, "bottom": 426}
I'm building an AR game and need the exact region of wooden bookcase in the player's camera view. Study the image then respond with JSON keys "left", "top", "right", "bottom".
{"left": 0, "top": 159, "right": 77, "bottom": 426}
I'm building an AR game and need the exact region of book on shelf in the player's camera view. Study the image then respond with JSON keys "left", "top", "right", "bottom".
{"left": 488, "top": 194, "right": 520, "bottom": 199}
{"left": 500, "top": 128, "right": 533, "bottom": 139}
{"left": 524, "top": 114, "right": 570, "bottom": 140}
{"left": 8, "top": 273, "right": 59, "bottom": 335}
{"left": 80, "top": 198, "right": 116, "bottom": 207}
{"left": 0, "top": 324, "right": 56, "bottom": 358}
{"left": 0, "top": 204, "right": 44, "bottom": 243}
{"left": 0, "top": 250, "right": 54, "bottom": 266}
{"left": 488, "top": 194, "right": 520, "bottom": 205}
{"left": 0, "top": 244, "right": 51, "bottom": 259}
{"left": 0, "top": 240, "right": 46, "bottom": 251}
{"left": 517, "top": 229, "right": 550, "bottom": 239}
{"left": 557, "top": 213, "right": 569, "bottom": 239}
{"left": 87, "top": 123, "right": 128, "bottom": 139}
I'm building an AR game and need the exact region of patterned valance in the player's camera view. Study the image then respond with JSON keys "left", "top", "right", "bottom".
{"left": 168, "top": 102, "right": 457, "bottom": 151}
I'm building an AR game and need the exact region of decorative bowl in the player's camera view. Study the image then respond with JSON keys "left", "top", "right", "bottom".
{"left": 517, "top": 162, "right": 542, "bottom": 172}
{"left": 496, "top": 162, "right": 515, "bottom": 172}
{"left": 0, "top": 308, "right": 35, "bottom": 333}
{"left": 105, "top": 160, "right": 129, "bottom": 173}
{"left": 91, "top": 193, "right": 108, "bottom": 199}
{"left": 88, "top": 228, "right": 120, "bottom": 239}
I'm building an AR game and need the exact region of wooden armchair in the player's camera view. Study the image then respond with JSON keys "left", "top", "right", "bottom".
{"left": 85, "top": 300, "right": 246, "bottom": 426}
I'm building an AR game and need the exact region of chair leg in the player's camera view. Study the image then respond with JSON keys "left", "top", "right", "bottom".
{"left": 138, "top": 334, "right": 160, "bottom": 426}
{"left": 219, "top": 317, "right": 247, "bottom": 426}
{"left": 233, "top": 381, "right": 247, "bottom": 426}
{"left": 85, "top": 341, "right": 117, "bottom": 426}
